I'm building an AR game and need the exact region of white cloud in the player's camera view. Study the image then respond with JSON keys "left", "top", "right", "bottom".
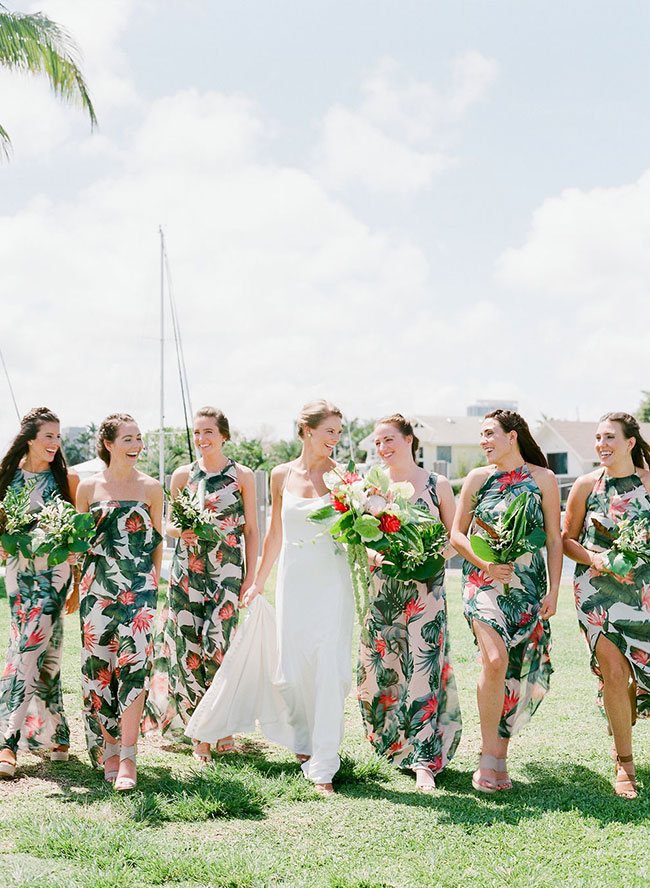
{"left": 496, "top": 171, "right": 650, "bottom": 418}
{"left": 315, "top": 53, "right": 498, "bottom": 193}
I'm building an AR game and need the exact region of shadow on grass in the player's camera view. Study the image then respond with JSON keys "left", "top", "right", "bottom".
{"left": 334, "top": 758, "right": 650, "bottom": 828}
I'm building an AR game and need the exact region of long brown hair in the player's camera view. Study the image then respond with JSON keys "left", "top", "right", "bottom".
{"left": 0, "top": 407, "right": 73, "bottom": 502}
{"left": 600, "top": 412, "right": 650, "bottom": 469}
{"left": 484, "top": 409, "right": 548, "bottom": 468}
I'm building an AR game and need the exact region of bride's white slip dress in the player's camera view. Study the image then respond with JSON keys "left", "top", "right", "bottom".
{"left": 186, "top": 468, "right": 354, "bottom": 784}
{"left": 276, "top": 477, "right": 355, "bottom": 784}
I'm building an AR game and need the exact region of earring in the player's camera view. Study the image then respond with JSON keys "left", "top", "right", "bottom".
{"left": 307, "top": 433, "right": 312, "bottom": 438}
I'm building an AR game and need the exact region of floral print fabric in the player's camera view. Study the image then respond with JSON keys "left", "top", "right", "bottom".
{"left": 574, "top": 471, "right": 650, "bottom": 717}
{"left": 144, "top": 460, "right": 245, "bottom": 736}
{"left": 0, "top": 469, "right": 71, "bottom": 754}
{"left": 79, "top": 500, "right": 160, "bottom": 765}
{"left": 462, "top": 465, "right": 552, "bottom": 738}
{"left": 358, "top": 474, "right": 462, "bottom": 773}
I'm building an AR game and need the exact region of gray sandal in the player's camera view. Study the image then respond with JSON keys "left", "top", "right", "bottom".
{"left": 103, "top": 741, "right": 120, "bottom": 783}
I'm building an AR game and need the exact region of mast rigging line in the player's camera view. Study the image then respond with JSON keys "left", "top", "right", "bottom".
{"left": 160, "top": 231, "right": 194, "bottom": 463}
{"left": 0, "top": 344, "right": 21, "bottom": 421}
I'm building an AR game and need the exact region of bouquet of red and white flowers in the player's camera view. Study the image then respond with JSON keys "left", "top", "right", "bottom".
{"left": 309, "top": 464, "right": 447, "bottom": 621}
{"left": 168, "top": 485, "right": 226, "bottom": 544}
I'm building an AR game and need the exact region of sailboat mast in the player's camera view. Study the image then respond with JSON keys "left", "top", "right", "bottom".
{"left": 159, "top": 226, "right": 165, "bottom": 486}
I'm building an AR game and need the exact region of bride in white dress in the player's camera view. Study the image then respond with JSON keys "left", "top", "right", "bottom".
{"left": 242, "top": 400, "right": 354, "bottom": 795}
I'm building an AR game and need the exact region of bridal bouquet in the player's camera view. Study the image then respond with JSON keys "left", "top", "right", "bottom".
{"left": 0, "top": 480, "right": 38, "bottom": 558}
{"left": 169, "top": 485, "right": 225, "bottom": 544}
{"left": 31, "top": 497, "right": 96, "bottom": 566}
{"left": 592, "top": 512, "right": 650, "bottom": 578}
{"left": 309, "top": 464, "right": 448, "bottom": 621}
{"left": 470, "top": 491, "right": 546, "bottom": 593}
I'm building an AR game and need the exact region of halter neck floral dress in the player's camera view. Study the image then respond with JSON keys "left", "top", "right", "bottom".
{"left": 145, "top": 460, "right": 245, "bottom": 736}
{"left": 462, "top": 465, "right": 552, "bottom": 737}
{"left": 0, "top": 469, "right": 71, "bottom": 755}
{"left": 358, "top": 473, "right": 462, "bottom": 775}
{"left": 574, "top": 470, "right": 650, "bottom": 716}
{"left": 79, "top": 500, "right": 161, "bottom": 765}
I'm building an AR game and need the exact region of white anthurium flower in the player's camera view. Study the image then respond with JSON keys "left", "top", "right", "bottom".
{"left": 391, "top": 481, "right": 415, "bottom": 500}
{"left": 365, "top": 494, "right": 388, "bottom": 516}
{"left": 323, "top": 470, "right": 342, "bottom": 491}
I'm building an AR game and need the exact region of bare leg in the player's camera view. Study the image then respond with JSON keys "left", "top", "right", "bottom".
{"left": 115, "top": 690, "right": 145, "bottom": 786}
{"left": 594, "top": 635, "right": 636, "bottom": 798}
{"left": 473, "top": 620, "right": 509, "bottom": 789}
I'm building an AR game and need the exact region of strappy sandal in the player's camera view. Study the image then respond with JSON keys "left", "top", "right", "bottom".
{"left": 314, "top": 783, "right": 334, "bottom": 797}
{"left": 495, "top": 757, "right": 512, "bottom": 791}
{"left": 192, "top": 741, "right": 211, "bottom": 763}
{"left": 615, "top": 754, "right": 637, "bottom": 800}
{"left": 0, "top": 750, "right": 16, "bottom": 780}
{"left": 215, "top": 736, "right": 234, "bottom": 754}
{"left": 103, "top": 741, "right": 120, "bottom": 784}
{"left": 472, "top": 754, "right": 498, "bottom": 794}
{"left": 114, "top": 744, "right": 137, "bottom": 792}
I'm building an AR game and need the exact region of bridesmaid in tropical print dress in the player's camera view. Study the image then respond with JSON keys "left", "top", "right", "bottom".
{"left": 0, "top": 408, "right": 79, "bottom": 779}
{"left": 358, "top": 415, "right": 462, "bottom": 792}
{"left": 451, "top": 410, "right": 562, "bottom": 794}
{"left": 74, "top": 414, "right": 163, "bottom": 791}
{"left": 563, "top": 412, "right": 650, "bottom": 800}
{"left": 144, "top": 406, "right": 258, "bottom": 761}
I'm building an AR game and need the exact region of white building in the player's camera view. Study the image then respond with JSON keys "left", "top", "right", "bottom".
{"left": 535, "top": 419, "right": 650, "bottom": 500}
{"left": 359, "top": 415, "right": 485, "bottom": 479}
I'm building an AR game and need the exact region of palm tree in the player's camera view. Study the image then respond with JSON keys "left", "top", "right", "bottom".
{"left": 0, "top": 3, "right": 97, "bottom": 158}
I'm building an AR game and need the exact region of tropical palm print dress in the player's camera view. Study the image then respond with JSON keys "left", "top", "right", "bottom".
{"left": 462, "top": 465, "right": 552, "bottom": 738}
{"left": 358, "top": 474, "right": 462, "bottom": 774}
{"left": 144, "top": 460, "right": 245, "bottom": 736}
{"left": 79, "top": 501, "right": 161, "bottom": 765}
{"left": 574, "top": 470, "right": 650, "bottom": 717}
{"left": 0, "top": 469, "right": 71, "bottom": 754}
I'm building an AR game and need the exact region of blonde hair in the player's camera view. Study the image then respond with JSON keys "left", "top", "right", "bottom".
{"left": 297, "top": 399, "right": 342, "bottom": 438}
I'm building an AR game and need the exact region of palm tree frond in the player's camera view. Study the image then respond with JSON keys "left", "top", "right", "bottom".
{"left": 0, "top": 120, "right": 11, "bottom": 160}
{"left": 0, "top": 7, "right": 97, "bottom": 127}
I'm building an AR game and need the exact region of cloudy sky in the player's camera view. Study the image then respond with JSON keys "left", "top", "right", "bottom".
{"left": 1, "top": 0, "right": 649, "bottom": 449}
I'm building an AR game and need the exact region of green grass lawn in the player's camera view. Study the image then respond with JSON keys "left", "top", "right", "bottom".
{"left": 0, "top": 571, "right": 649, "bottom": 888}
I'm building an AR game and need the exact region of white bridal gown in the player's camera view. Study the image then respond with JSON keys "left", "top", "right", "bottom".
{"left": 276, "top": 486, "right": 355, "bottom": 784}
{"left": 187, "top": 480, "right": 354, "bottom": 785}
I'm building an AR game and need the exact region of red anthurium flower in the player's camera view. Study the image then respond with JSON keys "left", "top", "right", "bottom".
{"left": 379, "top": 514, "right": 401, "bottom": 534}
{"left": 331, "top": 494, "right": 350, "bottom": 513}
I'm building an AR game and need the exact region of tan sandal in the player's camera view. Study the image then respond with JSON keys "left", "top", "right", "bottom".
{"left": 314, "top": 782, "right": 334, "bottom": 797}
{"left": 102, "top": 741, "right": 120, "bottom": 783}
{"left": 114, "top": 744, "right": 137, "bottom": 792}
{"left": 415, "top": 767, "right": 436, "bottom": 793}
{"left": 472, "top": 754, "right": 498, "bottom": 794}
{"left": 495, "top": 757, "right": 512, "bottom": 791}
{"left": 192, "top": 741, "right": 211, "bottom": 763}
{"left": 50, "top": 745, "right": 69, "bottom": 763}
{"left": 615, "top": 754, "right": 637, "bottom": 800}
{"left": 215, "top": 736, "right": 234, "bottom": 754}
{"left": 0, "top": 750, "right": 16, "bottom": 780}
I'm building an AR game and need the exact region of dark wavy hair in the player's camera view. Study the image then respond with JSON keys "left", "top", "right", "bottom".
{"left": 97, "top": 413, "right": 137, "bottom": 465}
{"left": 376, "top": 414, "right": 420, "bottom": 460}
{"left": 0, "top": 407, "right": 73, "bottom": 502}
{"left": 600, "top": 412, "right": 650, "bottom": 469}
{"left": 484, "top": 409, "right": 548, "bottom": 468}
